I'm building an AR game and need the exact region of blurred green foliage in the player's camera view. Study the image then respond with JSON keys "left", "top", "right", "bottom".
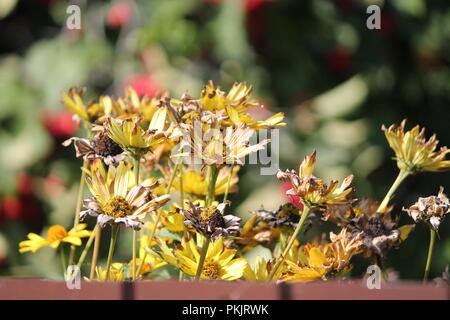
{"left": 0, "top": 0, "right": 449, "bottom": 281}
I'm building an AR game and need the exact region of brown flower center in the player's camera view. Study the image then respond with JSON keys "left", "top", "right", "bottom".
{"left": 199, "top": 207, "right": 225, "bottom": 229}
{"left": 47, "top": 225, "right": 68, "bottom": 242}
{"left": 201, "top": 260, "right": 220, "bottom": 280}
{"left": 92, "top": 132, "right": 123, "bottom": 157}
{"left": 103, "top": 196, "right": 133, "bottom": 218}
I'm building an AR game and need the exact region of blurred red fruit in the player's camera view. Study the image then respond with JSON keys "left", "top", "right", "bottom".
{"left": 44, "top": 175, "right": 66, "bottom": 197}
{"left": 1, "top": 196, "right": 21, "bottom": 220}
{"left": 42, "top": 110, "right": 79, "bottom": 138}
{"left": 327, "top": 47, "right": 351, "bottom": 72}
{"left": 16, "top": 173, "right": 34, "bottom": 196}
{"left": 106, "top": 1, "right": 132, "bottom": 28}
{"left": 204, "top": 0, "right": 268, "bottom": 12}
{"left": 123, "top": 73, "right": 160, "bottom": 97}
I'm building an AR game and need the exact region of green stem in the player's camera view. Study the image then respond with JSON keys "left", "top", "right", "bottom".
{"left": 180, "top": 163, "right": 185, "bottom": 209}
{"left": 195, "top": 237, "right": 211, "bottom": 281}
{"left": 132, "top": 155, "right": 141, "bottom": 281}
{"left": 223, "top": 165, "right": 234, "bottom": 202}
{"left": 105, "top": 225, "right": 120, "bottom": 281}
{"left": 69, "top": 162, "right": 87, "bottom": 266}
{"left": 268, "top": 204, "right": 311, "bottom": 282}
{"left": 136, "top": 160, "right": 181, "bottom": 276}
{"left": 89, "top": 226, "right": 101, "bottom": 280}
{"left": 59, "top": 244, "right": 67, "bottom": 278}
{"left": 423, "top": 228, "right": 437, "bottom": 282}
{"left": 377, "top": 170, "right": 409, "bottom": 213}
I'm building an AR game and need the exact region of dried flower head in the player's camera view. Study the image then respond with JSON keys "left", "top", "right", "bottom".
{"left": 403, "top": 187, "right": 450, "bottom": 231}
{"left": 382, "top": 120, "right": 450, "bottom": 174}
{"left": 178, "top": 200, "right": 240, "bottom": 240}
{"left": 253, "top": 202, "right": 315, "bottom": 230}
{"left": 237, "top": 215, "right": 280, "bottom": 251}
{"left": 277, "top": 151, "right": 354, "bottom": 208}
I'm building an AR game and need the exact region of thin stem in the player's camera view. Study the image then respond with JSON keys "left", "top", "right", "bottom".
{"left": 179, "top": 163, "right": 185, "bottom": 209}
{"left": 131, "top": 155, "right": 141, "bottom": 281}
{"left": 105, "top": 225, "right": 120, "bottom": 281}
{"left": 89, "top": 225, "right": 102, "bottom": 280}
{"left": 69, "top": 162, "right": 87, "bottom": 266}
{"left": 423, "top": 228, "right": 437, "bottom": 283}
{"left": 136, "top": 160, "right": 182, "bottom": 276}
{"left": 223, "top": 165, "right": 234, "bottom": 203}
{"left": 59, "top": 244, "right": 67, "bottom": 278}
{"left": 268, "top": 204, "right": 311, "bottom": 282}
{"left": 195, "top": 237, "right": 210, "bottom": 281}
{"left": 377, "top": 170, "right": 409, "bottom": 213}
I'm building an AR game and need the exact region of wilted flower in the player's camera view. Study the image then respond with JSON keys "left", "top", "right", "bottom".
{"left": 62, "top": 87, "right": 111, "bottom": 124}
{"left": 252, "top": 202, "right": 314, "bottom": 229}
{"left": 277, "top": 151, "right": 354, "bottom": 208}
{"left": 19, "top": 224, "right": 91, "bottom": 253}
{"left": 63, "top": 131, "right": 126, "bottom": 166}
{"left": 279, "top": 228, "right": 362, "bottom": 283}
{"left": 382, "top": 120, "right": 450, "bottom": 174}
{"left": 403, "top": 187, "right": 450, "bottom": 231}
{"left": 237, "top": 215, "right": 280, "bottom": 251}
{"left": 81, "top": 162, "right": 170, "bottom": 230}
{"left": 178, "top": 200, "right": 240, "bottom": 240}
{"left": 346, "top": 211, "right": 414, "bottom": 258}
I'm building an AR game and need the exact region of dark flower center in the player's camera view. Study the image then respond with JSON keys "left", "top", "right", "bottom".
{"left": 103, "top": 196, "right": 132, "bottom": 218}
{"left": 199, "top": 207, "right": 225, "bottom": 230}
{"left": 92, "top": 132, "right": 123, "bottom": 157}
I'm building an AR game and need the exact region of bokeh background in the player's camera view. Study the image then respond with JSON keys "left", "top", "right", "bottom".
{"left": 0, "top": 0, "right": 449, "bottom": 280}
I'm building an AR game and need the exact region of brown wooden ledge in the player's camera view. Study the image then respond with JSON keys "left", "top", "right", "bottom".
{"left": 0, "top": 279, "right": 447, "bottom": 300}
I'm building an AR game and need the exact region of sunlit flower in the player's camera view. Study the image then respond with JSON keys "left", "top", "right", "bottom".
{"left": 62, "top": 87, "right": 111, "bottom": 124}
{"left": 19, "top": 224, "right": 91, "bottom": 253}
{"left": 63, "top": 130, "right": 126, "bottom": 166}
{"left": 403, "top": 187, "right": 450, "bottom": 231}
{"left": 237, "top": 215, "right": 279, "bottom": 251}
{"left": 105, "top": 112, "right": 167, "bottom": 156}
{"left": 178, "top": 200, "right": 240, "bottom": 240}
{"left": 382, "top": 120, "right": 450, "bottom": 173}
{"left": 277, "top": 151, "right": 354, "bottom": 208}
{"left": 95, "top": 264, "right": 125, "bottom": 282}
{"left": 81, "top": 162, "right": 170, "bottom": 230}
{"left": 153, "top": 235, "right": 247, "bottom": 280}
{"left": 170, "top": 166, "right": 239, "bottom": 197}
{"left": 279, "top": 229, "right": 362, "bottom": 283}
{"left": 244, "top": 256, "right": 284, "bottom": 282}
{"left": 176, "top": 122, "right": 269, "bottom": 167}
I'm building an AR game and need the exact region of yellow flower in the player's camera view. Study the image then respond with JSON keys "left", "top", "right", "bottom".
{"left": 244, "top": 256, "right": 284, "bottom": 282}
{"left": 161, "top": 206, "right": 186, "bottom": 233}
{"left": 153, "top": 235, "right": 247, "bottom": 280}
{"left": 200, "top": 81, "right": 286, "bottom": 129}
{"left": 19, "top": 224, "right": 92, "bottom": 253}
{"left": 62, "top": 87, "right": 110, "bottom": 124}
{"left": 95, "top": 264, "right": 125, "bottom": 282}
{"left": 382, "top": 119, "right": 450, "bottom": 173}
{"left": 113, "top": 86, "right": 164, "bottom": 122}
{"left": 277, "top": 151, "right": 354, "bottom": 207}
{"left": 237, "top": 215, "right": 280, "bottom": 252}
{"left": 171, "top": 166, "right": 239, "bottom": 197}
{"left": 279, "top": 229, "right": 362, "bottom": 283}
{"left": 176, "top": 122, "right": 269, "bottom": 167}
{"left": 82, "top": 161, "right": 170, "bottom": 230}
{"left": 105, "top": 112, "right": 167, "bottom": 155}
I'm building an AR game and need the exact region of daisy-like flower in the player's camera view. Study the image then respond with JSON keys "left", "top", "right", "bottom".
{"left": 279, "top": 229, "right": 362, "bottom": 283}
{"left": 81, "top": 162, "right": 170, "bottom": 230}
{"left": 403, "top": 187, "right": 450, "bottom": 231}
{"left": 178, "top": 200, "right": 240, "bottom": 240}
{"left": 244, "top": 256, "right": 284, "bottom": 282}
{"left": 105, "top": 111, "right": 167, "bottom": 157}
{"left": 237, "top": 215, "right": 280, "bottom": 252}
{"left": 152, "top": 235, "right": 247, "bottom": 280}
{"left": 176, "top": 122, "right": 269, "bottom": 167}
{"left": 382, "top": 120, "right": 450, "bottom": 174}
{"left": 199, "top": 81, "right": 286, "bottom": 130}
{"left": 63, "top": 131, "right": 126, "bottom": 166}
{"left": 62, "top": 87, "right": 111, "bottom": 124}
{"left": 19, "top": 224, "right": 92, "bottom": 253}
{"left": 95, "top": 264, "right": 125, "bottom": 282}
{"left": 276, "top": 151, "right": 354, "bottom": 208}
{"left": 170, "top": 166, "right": 239, "bottom": 197}
{"left": 252, "top": 202, "right": 315, "bottom": 229}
